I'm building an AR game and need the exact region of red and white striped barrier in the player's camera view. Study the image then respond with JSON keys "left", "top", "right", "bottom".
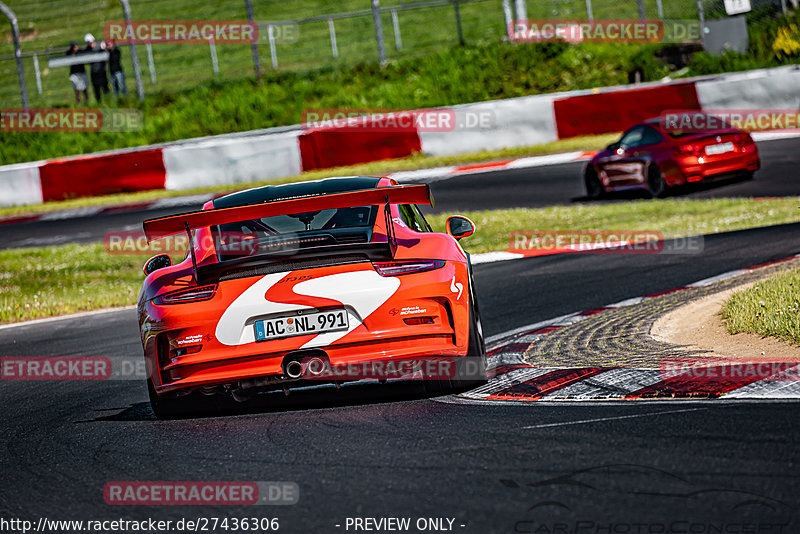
{"left": 2, "top": 66, "right": 799, "bottom": 207}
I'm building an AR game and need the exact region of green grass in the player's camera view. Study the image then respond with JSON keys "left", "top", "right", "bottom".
{"left": 0, "top": 133, "right": 617, "bottom": 218}
{"left": 722, "top": 267, "right": 800, "bottom": 346}
{"left": 0, "top": 244, "right": 177, "bottom": 323}
{"left": 2, "top": 196, "right": 798, "bottom": 323}
{"left": 432, "top": 197, "right": 800, "bottom": 253}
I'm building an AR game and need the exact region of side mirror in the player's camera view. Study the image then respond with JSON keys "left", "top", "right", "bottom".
{"left": 143, "top": 254, "right": 172, "bottom": 276}
{"left": 446, "top": 216, "right": 475, "bottom": 240}
{"left": 606, "top": 142, "right": 620, "bottom": 151}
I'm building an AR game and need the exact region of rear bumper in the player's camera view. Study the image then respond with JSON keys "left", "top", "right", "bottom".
{"left": 681, "top": 151, "right": 760, "bottom": 183}
{"left": 155, "top": 333, "right": 461, "bottom": 394}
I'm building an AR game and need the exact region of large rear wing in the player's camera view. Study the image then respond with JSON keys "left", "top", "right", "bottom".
{"left": 142, "top": 184, "right": 433, "bottom": 242}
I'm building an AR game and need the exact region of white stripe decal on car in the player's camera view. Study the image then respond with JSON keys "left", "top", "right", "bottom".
{"left": 215, "top": 272, "right": 306, "bottom": 346}
{"left": 293, "top": 271, "right": 401, "bottom": 348}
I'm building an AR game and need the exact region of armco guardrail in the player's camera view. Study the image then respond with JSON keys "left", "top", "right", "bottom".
{"left": 1, "top": 65, "right": 798, "bottom": 207}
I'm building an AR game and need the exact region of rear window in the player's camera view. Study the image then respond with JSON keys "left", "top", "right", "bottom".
{"left": 213, "top": 205, "right": 377, "bottom": 261}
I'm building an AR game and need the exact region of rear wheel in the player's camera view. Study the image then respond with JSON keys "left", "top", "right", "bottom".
{"left": 646, "top": 164, "right": 667, "bottom": 198}
{"left": 147, "top": 379, "right": 190, "bottom": 419}
{"left": 584, "top": 166, "right": 605, "bottom": 200}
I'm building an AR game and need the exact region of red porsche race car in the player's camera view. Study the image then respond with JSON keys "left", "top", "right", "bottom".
{"left": 584, "top": 116, "right": 760, "bottom": 199}
{"left": 138, "top": 176, "right": 487, "bottom": 418}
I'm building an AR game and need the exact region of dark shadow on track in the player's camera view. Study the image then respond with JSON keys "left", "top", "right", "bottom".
{"left": 572, "top": 172, "right": 756, "bottom": 203}
{"left": 78, "top": 379, "right": 443, "bottom": 422}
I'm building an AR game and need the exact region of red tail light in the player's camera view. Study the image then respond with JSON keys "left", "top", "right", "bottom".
{"left": 676, "top": 144, "right": 699, "bottom": 156}
{"left": 404, "top": 316, "right": 435, "bottom": 325}
{"left": 153, "top": 284, "right": 217, "bottom": 305}
{"left": 733, "top": 134, "right": 752, "bottom": 149}
{"left": 372, "top": 260, "right": 445, "bottom": 276}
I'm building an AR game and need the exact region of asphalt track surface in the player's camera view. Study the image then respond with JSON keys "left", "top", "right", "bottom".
{"left": 1, "top": 137, "right": 799, "bottom": 249}
{"left": 1, "top": 221, "right": 799, "bottom": 531}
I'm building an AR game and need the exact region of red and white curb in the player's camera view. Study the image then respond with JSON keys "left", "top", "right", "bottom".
{"left": 460, "top": 253, "right": 800, "bottom": 403}
{"left": 470, "top": 240, "right": 644, "bottom": 265}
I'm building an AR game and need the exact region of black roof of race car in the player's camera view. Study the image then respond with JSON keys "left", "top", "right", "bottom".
{"left": 212, "top": 176, "right": 382, "bottom": 209}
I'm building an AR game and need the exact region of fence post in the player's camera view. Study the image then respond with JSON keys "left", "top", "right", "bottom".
{"left": 502, "top": 0, "right": 513, "bottom": 39}
{"left": 268, "top": 24, "right": 278, "bottom": 68}
{"left": 696, "top": 0, "right": 705, "bottom": 47}
{"left": 391, "top": 9, "right": 402, "bottom": 51}
{"left": 453, "top": 0, "right": 465, "bottom": 45}
{"left": 209, "top": 37, "right": 219, "bottom": 75}
{"left": 637, "top": 0, "right": 646, "bottom": 20}
{"left": 328, "top": 18, "right": 339, "bottom": 58}
{"left": 513, "top": 0, "right": 527, "bottom": 22}
{"left": 585, "top": 0, "right": 594, "bottom": 20}
{"left": 244, "top": 0, "right": 261, "bottom": 80}
{"left": 33, "top": 52, "right": 42, "bottom": 94}
{"left": 371, "top": 0, "right": 387, "bottom": 63}
{"left": 118, "top": 0, "right": 144, "bottom": 101}
{"left": 0, "top": 1, "right": 29, "bottom": 108}
{"left": 145, "top": 42, "right": 156, "bottom": 84}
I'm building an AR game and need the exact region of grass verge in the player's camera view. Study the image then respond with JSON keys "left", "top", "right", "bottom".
{"left": 722, "top": 267, "right": 800, "bottom": 346}
{"left": 0, "top": 133, "right": 616, "bottom": 219}
{"left": 2, "top": 196, "right": 798, "bottom": 324}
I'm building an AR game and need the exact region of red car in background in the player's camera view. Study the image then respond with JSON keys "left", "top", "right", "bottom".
{"left": 584, "top": 117, "right": 760, "bottom": 198}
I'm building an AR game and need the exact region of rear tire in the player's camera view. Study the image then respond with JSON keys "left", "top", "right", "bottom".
{"left": 584, "top": 166, "right": 605, "bottom": 200}
{"left": 646, "top": 164, "right": 667, "bottom": 198}
{"left": 147, "top": 379, "right": 190, "bottom": 419}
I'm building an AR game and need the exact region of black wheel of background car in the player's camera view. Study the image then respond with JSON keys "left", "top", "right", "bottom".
{"left": 147, "top": 379, "right": 190, "bottom": 419}
{"left": 646, "top": 164, "right": 667, "bottom": 198}
{"left": 425, "top": 281, "right": 488, "bottom": 395}
{"left": 584, "top": 166, "right": 605, "bottom": 200}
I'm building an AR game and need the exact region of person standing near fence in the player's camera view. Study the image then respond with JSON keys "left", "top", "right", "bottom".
{"left": 66, "top": 41, "right": 89, "bottom": 104}
{"left": 84, "top": 33, "right": 109, "bottom": 102}
{"left": 107, "top": 39, "right": 128, "bottom": 98}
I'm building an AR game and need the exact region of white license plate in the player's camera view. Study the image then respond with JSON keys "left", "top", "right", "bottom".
{"left": 254, "top": 309, "right": 349, "bottom": 341}
{"left": 705, "top": 142, "right": 734, "bottom": 155}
